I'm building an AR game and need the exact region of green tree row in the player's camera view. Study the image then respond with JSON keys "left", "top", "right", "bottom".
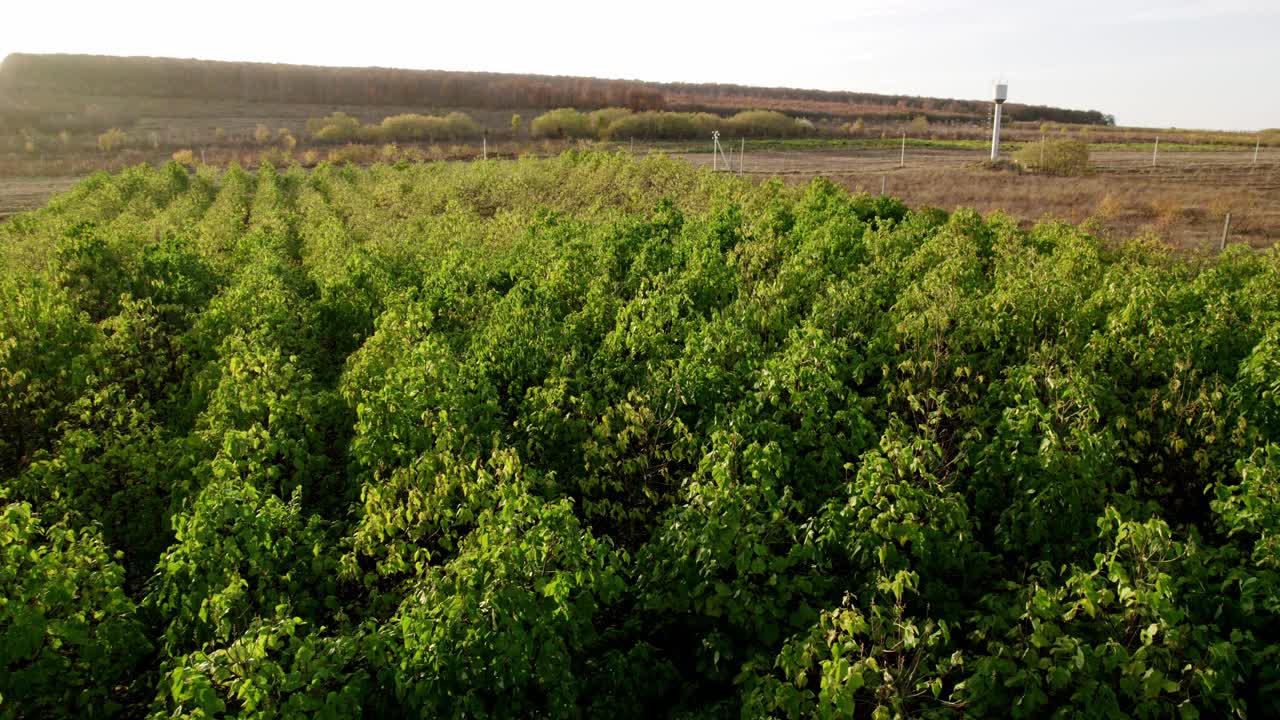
{"left": 304, "top": 111, "right": 482, "bottom": 144}
{"left": 531, "top": 107, "right": 812, "bottom": 140}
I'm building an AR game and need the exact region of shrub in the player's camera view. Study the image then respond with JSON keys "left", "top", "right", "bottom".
{"left": 601, "top": 111, "right": 721, "bottom": 140}
{"left": 253, "top": 123, "right": 273, "bottom": 145}
{"left": 306, "top": 112, "right": 362, "bottom": 144}
{"left": 443, "top": 111, "right": 481, "bottom": 139}
{"left": 1014, "top": 138, "right": 1090, "bottom": 175}
{"left": 327, "top": 143, "right": 378, "bottom": 164}
{"left": 841, "top": 118, "right": 866, "bottom": 135}
{"left": 356, "top": 124, "right": 385, "bottom": 143}
{"left": 257, "top": 146, "right": 293, "bottom": 167}
{"left": 97, "top": 127, "right": 127, "bottom": 152}
{"left": 531, "top": 108, "right": 595, "bottom": 139}
{"left": 378, "top": 112, "right": 481, "bottom": 142}
{"left": 590, "top": 107, "right": 632, "bottom": 132}
{"left": 691, "top": 110, "right": 809, "bottom": 138}
{"left": 171, "top": 148, "right": 196, "bottom": 167}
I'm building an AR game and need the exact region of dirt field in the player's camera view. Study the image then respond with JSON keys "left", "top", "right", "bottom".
{"left": 677, "top": 147, "right": 1280, "bottom": 250}
{"left": 0, "top": 175, "right": 81, "bottom": 218}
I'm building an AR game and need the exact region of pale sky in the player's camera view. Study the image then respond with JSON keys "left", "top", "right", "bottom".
{"left": 4, "top": 0, "right": 1278, "bottom": 130}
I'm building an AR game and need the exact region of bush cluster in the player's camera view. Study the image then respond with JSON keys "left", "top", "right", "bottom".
{"left": 532, "top": 107, "right": 812, "bottom": 140}
{"left": 305, "top": 111, "right": 482, "bottom": 145}
{"left": 96, "top": 127, "right": 127, "bottom": 152}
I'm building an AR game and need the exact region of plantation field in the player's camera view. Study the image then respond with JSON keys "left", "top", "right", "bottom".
{"left": 6, "top": 143, "right": 1278, "bottom": 251}
{"left": 2, "top": 153, "right": 1280, "bottom": 718}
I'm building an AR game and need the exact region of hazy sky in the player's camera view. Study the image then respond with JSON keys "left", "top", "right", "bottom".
{"left": 4, "top": 0, "right": 1277, "bottom": 130}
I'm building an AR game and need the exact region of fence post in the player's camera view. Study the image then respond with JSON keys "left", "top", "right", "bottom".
{"left": 1220, "top": 212, "right": 1231, "bottom": 251}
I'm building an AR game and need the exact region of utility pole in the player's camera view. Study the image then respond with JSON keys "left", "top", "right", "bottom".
{"left": 1153, "top": 137, "right": 1159, "bottom": 167}
{"left": 739, "top": 137, "right": 744, "bottom": 174}
{"left": 1255, "top": 137, "right": 1261, "bottom": 165}
{"left": 900, "top": 132, "right": 905, "bottom": 167}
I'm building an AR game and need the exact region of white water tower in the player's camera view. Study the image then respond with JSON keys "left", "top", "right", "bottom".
{"left": 991, "top": 82, "right": 1008, "bottom": 161}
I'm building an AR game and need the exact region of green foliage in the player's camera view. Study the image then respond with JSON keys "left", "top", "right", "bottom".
{"left": 531, "top": 107, "right": 811, "bottom": 141}
{"left": 530, "top": 107, "right": 596, "bottom": 139}
{"left": 590, "top": 106, "right": 632, "bottom": 131}
{"left": 304, "top": 112, "right": 361, "bottom": 144}
{"left": 743, "top": 570, "right": 962, "bottom": 720}
{"left": 376, "top": 112, "right": 481, "bottom": 142}
{"left": 726, "top": 109, "right": 809, "bottom": 138}
{"left": 601, "top": 110, "right": 723, "bottom": 140}
{"left": 148, "top": 478, "right": 338, "bottom": 655}
{"left": 0, "top": 275, "right": 99, "bottom": 475}
{"left": 963, "top": 508, "right": 1253, "bottom": 718}
{"left": 0, "top": 502, "right": 150, "bottom": 718}
{"left": 97, "top": 127, "right": 127, "bottom": 152}
{"left": 12, "top": 380, "right": 184, "bottom": 587}
{"left": 382, "top": 476, "right": 625, "bottom": 717}
{"left": 151, "top": 617, "right": 368, "bottom": 720}
{"left": 1, "top": 154, "right": 1278, "bottom": 717}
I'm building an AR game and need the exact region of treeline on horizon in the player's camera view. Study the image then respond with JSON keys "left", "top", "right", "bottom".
{"left": 0, "top": 52, "right": 1111, "bottom": 127}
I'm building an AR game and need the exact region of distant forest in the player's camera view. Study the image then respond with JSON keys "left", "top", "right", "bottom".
{"left": 0, "top": 53, "right": 1112, "bottom": 127}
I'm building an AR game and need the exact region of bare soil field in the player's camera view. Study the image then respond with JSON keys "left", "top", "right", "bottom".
{"left": 677, "top": 147, "right": 1280, "bottom": 250}
{"left": 0, "top": 175, "right": 80, "bottom": 218}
